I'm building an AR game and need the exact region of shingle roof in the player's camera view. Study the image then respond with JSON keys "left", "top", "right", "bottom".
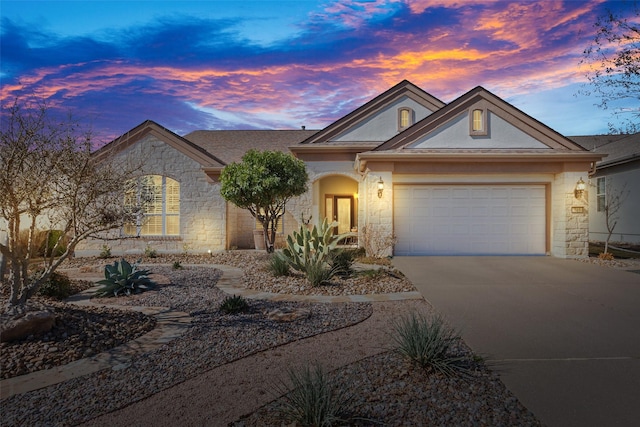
{"left": 569, "top": 133, "right": 640, "bottom": 168}
{"left": 183, "top": 129, "right": 319, "bottom": 164}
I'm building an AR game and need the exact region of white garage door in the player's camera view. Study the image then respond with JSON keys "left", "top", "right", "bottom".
{"left": 394, "top": 185, "right": 546, "bottom": 255}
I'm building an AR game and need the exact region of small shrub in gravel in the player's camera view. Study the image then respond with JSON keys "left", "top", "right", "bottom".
{"left": 329, "top": 249, "right": 355, "bottom": 277}
{"left": 305, "top": 262, "right": 341, "bottom": 287}
{"left": 598, "top": 252, "right": 615, "bottom": 261}
{"left": 275, "top": 361, "right": 355, "bottom": 427}
{"left": 37, "top": 271, "right": 73, "bottom": 300}
{"left": 391, "top": 312, "right": 470, "bottom": 377}
{"left": 144, "top": 245, "right": 158, "bottom": 258}
{"left": 172, "top": 261, "right": 184, "bottom": 270}
{"left": 99, "top": 244, "right": 112, "bottom": 259}
{"left": 268, "top": 252, "right": 290, "bottom": 277}
{"left": 219, "top": 294, "right": 249, "bottom": 314}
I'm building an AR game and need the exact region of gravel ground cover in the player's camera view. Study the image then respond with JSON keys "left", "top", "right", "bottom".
{"left": 236, "top": 351, "right": 539, "bottom": 427}
{"left": 1, "top": 264, "right": 373, "bottom": 426}
{"left": 0, "top": 300, "right": 156, "bottom": 379}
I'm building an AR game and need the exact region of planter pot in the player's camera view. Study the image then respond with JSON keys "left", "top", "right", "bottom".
{"left": 253, "top": 229, "right": 266, "bottom": 250}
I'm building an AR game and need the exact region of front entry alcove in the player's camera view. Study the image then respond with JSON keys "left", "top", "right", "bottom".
{"left": 316, "top": 175, "right": 359, "bottom": 234}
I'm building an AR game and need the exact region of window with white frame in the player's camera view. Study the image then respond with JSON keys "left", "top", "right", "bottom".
{"left": 124, "top": 175, "right": 180, "bottom": 236}
{"left": 596, "top": 177, "right": 606, "bottom": 212}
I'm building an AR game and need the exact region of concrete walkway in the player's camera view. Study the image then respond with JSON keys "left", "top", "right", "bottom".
{"left": 392, "top": 256, "right": 640, "bottom": 427}
{"left": 0, "top": 264, "right": 421, "bottom": 400}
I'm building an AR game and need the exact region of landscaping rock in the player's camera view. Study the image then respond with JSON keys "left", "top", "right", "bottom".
{"left": 0, "top": 310, "right": 56, "bottom": 343}
{"left": 265, "top": 307, "right": 311, "bottom": 322}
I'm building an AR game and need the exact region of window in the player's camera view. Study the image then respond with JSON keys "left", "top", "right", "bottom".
{"left": 125, "top": 175, "right": 180, "bottom": 236}
{"left": 398, "top": 107, "right": 414, "bottom": 131}
{"left": 597, "top": 177, "right": 606, "bottom": 212}
{"left": 470, "top": 108, "right": 487, "bottom": 135}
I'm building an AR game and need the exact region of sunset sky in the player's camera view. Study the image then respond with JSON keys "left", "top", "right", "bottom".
{"left": 1, "top": 0, "right": 636, "bottom": 145}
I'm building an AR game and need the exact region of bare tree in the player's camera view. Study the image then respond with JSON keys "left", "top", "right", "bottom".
{"left": 580, "top": 4, "right": 639, "bottom": 134}
{"left": 0, "top": 99, "right": 141, "bottom": 312}
{"left": 602, "top": 181, "right": 629, "bottom": 254}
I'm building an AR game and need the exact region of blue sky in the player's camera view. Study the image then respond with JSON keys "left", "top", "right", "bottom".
{"left": 1, "top": 0, "right": 636, "bottom": 144}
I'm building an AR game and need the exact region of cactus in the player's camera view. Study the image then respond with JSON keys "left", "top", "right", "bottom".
{"left": 281, "top": 219, "right": 347, "bottom": 285}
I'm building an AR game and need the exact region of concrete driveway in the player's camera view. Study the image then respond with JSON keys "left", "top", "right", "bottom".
{"left": 392, "top": 256, "right": 640, "bottom": 427}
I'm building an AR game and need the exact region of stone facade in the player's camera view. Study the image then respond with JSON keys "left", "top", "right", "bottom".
{"left": 551, "top": 171, "right": 589, "bottom": 258}
{"left": 76, "top": 135, "right": 226, "bottom": 256}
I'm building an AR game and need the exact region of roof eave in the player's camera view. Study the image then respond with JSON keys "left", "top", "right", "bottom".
{"left": 355, "top": 151, "right": 606, "bottom": 173}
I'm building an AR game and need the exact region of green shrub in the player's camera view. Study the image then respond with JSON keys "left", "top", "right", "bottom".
{"left": 42, "top": 230, "right": 67, "bottom": 257}
{"left": 219, "top": 294, "right": 249, "bottom": 314}
{"left": 99, "top": 244, "right": 112, "bottom": 259}
{"left": 95, "top": 259, "right": 157, "bottom": 297}
{"left": 144, "top": 245, "right": 158, "bottom": 258}
{"left": 391, "top": 312, "right": 470, "bottom": 377}
{"left": 37, "top": 271, "right": 73, "bottom": 299}
{"left": 172, "top": 261, "right": 184, "bottom": 270}
{"left": 305, "top": 262, "right": 343, "bottom": 287}
{"left": 276, "top": 362, "right": 354, "bottom": 427}
{"left": 329, "top": 249, "right": 355, "bottom": 277}
{"left": 268, "top": 252, "right": 290, "bottom": 277}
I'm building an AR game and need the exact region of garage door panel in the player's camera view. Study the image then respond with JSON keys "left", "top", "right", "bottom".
{"left": 394, "top": 185, "right": 546, "bottom": 255}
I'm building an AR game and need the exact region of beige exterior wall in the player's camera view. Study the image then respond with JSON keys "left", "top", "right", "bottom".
{"left": 76, "top": 134, "right": 226, "bottom": 256}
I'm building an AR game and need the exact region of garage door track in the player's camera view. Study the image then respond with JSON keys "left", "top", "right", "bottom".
{"left": 393, "top": 256, "right": 640, "bottom": 427}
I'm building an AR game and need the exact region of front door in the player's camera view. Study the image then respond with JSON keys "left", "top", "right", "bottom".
{"left": 325, "top": 195, "right": 354, "bottom": 234}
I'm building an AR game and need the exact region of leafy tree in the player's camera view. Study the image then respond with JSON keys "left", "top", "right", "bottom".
{"left": 220, "top": 150, "right": 308, "bottom": 252}
{"left": 0, "top": 99, "right": 141, "bottom": 311}
{"left": 580, "top": 4, "right": 639, "bottom": 134}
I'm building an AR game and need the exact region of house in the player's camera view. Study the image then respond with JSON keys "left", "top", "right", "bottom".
{"left": 77, "top": 80, "right": 603, "bottom": 258}
{"left": 571, "top": 133, "right": 640, "bottom": 245}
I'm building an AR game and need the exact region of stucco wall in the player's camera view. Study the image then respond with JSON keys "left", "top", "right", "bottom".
{"left": 333, "top": 96, "right": 434, "bottom": 142}
{"left": 75, "top": 135, "right": 226, "bottom": 256}
{"left": 411, "top": 112, "right": 549, "bottom": 149}
{"left": 588, "top": 167, "right": 640, "bottom": 245}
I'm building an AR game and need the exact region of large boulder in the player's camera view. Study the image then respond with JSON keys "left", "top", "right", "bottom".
{"left": 0, "top": 311, "right": 56, "bottom": 342}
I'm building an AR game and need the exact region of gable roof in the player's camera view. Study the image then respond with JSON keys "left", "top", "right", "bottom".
{"left": 570, "top": 133, "right": 640, "bottom": 169}
{"left": 184, "top": 129, "right": 319, "bottom": 164}
{"left": 93, "top": 120, "right": 225, "bottom": 167}
{"left": 374, "top": 86, "right": 585, "bottom": 152}
{"left": 298, "top": 80, "right": 445, "bottom": 146}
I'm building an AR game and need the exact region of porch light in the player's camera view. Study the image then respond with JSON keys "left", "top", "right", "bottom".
{"left": 377, "top": 177, "right": 384, "bottom": 198}
{"left": 574, "top": 177, "right": 586, "bottom": 199}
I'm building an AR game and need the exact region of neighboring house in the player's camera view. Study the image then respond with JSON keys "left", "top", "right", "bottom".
{"left": 571, "top": 133, "right": 640, "bottom": 245}
{"left": 77, "top": 80, "right": 603, "bottom": 258}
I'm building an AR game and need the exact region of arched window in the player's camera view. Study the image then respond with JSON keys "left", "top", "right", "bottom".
{"left": 124, "top": 175, "right": 180, "bottom": 236}
{"left": 398, "top": 107, "right": 414, "bottom": 131}
{"left": 470, "top": 108, "right": 487, "bottom": 135}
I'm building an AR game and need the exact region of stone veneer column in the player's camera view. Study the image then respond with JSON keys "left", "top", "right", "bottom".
{"left": 552, "top": 172, "right": 589, "bottom": 258}
{"left": 363, "top": 172, "right": 394, "bottom": 257}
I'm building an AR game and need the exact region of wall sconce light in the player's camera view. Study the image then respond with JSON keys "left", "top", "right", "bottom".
{"left": 574, "top": 177, "right": 586, "bottom": 199}
{"left": 377, "top": 177, "right": 384, "bottom": 198}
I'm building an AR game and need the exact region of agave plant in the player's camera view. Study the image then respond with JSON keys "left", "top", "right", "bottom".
{"left": 94, "top": 259, "right": 157, "bottom": 297}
